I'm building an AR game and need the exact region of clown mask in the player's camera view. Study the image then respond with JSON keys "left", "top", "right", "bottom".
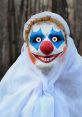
{"left": 24, "top": 15, "right": 68, "bottom": 70}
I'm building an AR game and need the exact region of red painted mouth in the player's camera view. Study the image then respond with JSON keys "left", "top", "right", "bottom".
{"left": 32, "top": 52, "right": 62, "bottom": 63}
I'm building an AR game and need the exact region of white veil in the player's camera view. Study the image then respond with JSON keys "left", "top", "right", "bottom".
{"left": 0, "top": 12, "right": 82, "bottom": 117}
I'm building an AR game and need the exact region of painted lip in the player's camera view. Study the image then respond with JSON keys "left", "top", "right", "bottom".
{"left": 32, "top": 52, "right": 63, "bottom": 63}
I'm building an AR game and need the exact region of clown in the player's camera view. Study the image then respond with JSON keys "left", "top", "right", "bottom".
{"left": 24, "top": 14, "right": 68, "bottom": 73}
{"left": 0, "top": 12, "right": 82, "bottom": 117}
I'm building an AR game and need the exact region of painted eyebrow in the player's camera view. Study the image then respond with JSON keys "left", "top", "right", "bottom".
{"left": 30, "top": 28, "right": 45, "bottom": 40}
{"left": 48, "top": 28, "right": 64, "bottom": 40}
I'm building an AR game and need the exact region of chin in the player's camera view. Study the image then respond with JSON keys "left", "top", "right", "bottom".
{"left": 35, "top": 58, "right": 59, "bottom": 70}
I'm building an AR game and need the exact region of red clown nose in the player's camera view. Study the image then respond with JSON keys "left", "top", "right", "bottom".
{"left": 40, "top": 41, "right": 54, "bottom": 55}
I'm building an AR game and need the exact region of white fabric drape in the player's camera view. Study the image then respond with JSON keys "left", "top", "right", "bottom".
{"left": 0, "top": 37, "right": 82, "bottom": 117}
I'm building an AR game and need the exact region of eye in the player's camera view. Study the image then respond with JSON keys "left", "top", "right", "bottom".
{"left": 52, "top": 37, "right": 58, "bottom": 42}
{"left": 32, "top": 37, "right": 42, "bottom": 43}
{"left": 35, "top": 37, "right": 42, "bottom": 42}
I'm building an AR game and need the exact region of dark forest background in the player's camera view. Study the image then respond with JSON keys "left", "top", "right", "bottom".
{"left": 0, "top": 0, "right": 82, "bottom": 79}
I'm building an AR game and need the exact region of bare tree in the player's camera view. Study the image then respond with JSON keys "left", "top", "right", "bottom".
{"left": 73, "top": 0, "right": 82, "bottom": 54}
{"left": 8, "top": 0, "right": 18, "bottom": 64}
{"left": 67, "top": 0, "right": 82, "bottom": 55}
{"left": 0, "top": 0, "right": 9, "bottom": 79}
{"left": 52, "top": 0, "right": 68, "bottom": 19}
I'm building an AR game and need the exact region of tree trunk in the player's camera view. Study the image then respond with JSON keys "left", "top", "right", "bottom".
{"left": 52, "top": 0, "right": 68, "bottom": 19}
{"left": 0, "top": 0, "right": 9, "bottom": 79}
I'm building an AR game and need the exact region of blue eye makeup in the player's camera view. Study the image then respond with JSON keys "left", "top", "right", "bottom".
{"left": 48, "top": 28, "right": 64, "bottom": 48}
{"left": 30, "top": 28, "right": 45, "bottom": 50}
{"left": 30, "top": 28, "right": 65, "bottom": 50}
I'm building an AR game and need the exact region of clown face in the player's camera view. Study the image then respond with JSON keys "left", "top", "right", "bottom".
{"left": 28, "top": 22, "right": 67, "bottom": 69}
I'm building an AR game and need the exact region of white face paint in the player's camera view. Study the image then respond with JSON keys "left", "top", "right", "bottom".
{"left": 28, "top": 22, "right": 67, "bottom": 70}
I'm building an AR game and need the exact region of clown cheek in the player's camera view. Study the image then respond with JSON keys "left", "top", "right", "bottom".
{"left": 59, "top": 46, "right": 67, "bottom": 61}
{"left": 27, "top": 47, "right": 36, "bottom": 64}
